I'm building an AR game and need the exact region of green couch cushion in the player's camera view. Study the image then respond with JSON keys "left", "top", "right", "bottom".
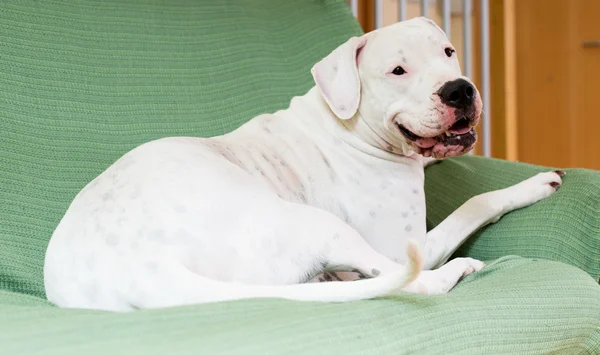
{"left": 1, "top": 256, "right": 599, "bottom": 354}
{"left": 0, "top": 0, "right": 599, "bottom": 353}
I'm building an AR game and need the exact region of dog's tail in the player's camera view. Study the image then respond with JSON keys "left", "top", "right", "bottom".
{"left": 137, "top": 240, "right": 423, "bottom": 309}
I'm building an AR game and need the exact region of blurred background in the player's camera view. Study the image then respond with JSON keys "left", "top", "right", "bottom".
{"left": 348, "top": 0, "right": 599, "bottom": 170}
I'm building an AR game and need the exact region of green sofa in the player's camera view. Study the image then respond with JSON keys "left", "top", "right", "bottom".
{"left": 1, "top": 0, "right": 598, "bottom": 353}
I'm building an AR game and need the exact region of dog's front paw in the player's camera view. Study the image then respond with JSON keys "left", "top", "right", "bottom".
{"left": 522, "top": 169, "right": 564, "bottom": 195}
{"left": 406, "top": 257, "right": 486, "bottom": 295}
{"left": 504, "top": 170, "right": 564, "bottom": 211}
{"left": 457, "top": 257, "right": 486, "bottom": 279}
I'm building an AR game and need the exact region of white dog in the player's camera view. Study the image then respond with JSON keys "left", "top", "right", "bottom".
{"left": 44, "top": 18, "right": 563, "bottom": 312}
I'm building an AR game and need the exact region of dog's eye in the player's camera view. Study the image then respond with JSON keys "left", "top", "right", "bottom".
{"left": 392, "top": 66, "right": 406, "bottom": 75}
{"left": 444, "top": 48, "right": 455, "bottom": 57}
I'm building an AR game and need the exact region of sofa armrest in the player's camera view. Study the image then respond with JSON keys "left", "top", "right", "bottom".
{"left": 424, "top": 155, "right": 600, "bottom": 282}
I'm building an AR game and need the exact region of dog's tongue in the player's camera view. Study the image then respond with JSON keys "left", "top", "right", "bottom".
{"left": 414, "top": 137, "right": 437, "bottom": 149}
{"left": 448, "top": 126, "right": 472, "bottom": 135}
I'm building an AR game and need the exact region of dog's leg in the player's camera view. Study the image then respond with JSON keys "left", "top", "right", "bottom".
{"left": 290, "top": 203, "right": 418, "bottom": 279}
{"left": 119, "top": 202, "right": 423, "bottom": 309}
{"left": 423, "top": 170, "right": 563, "bottom": 270}
{"left": 403, "top": 257, "right": 485, "bottom": 294}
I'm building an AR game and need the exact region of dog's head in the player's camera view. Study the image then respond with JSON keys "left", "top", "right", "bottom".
{"left": 311, "top": 17, "right": 482, "bottom": 158}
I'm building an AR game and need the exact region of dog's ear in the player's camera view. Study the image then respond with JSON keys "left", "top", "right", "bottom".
{"left": 311, "top": 36, "right": 367, "bottom": 120}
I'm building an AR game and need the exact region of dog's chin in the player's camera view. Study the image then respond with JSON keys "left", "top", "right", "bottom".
{"left": 394, "top": 118, "right": 478, "bottom": 158}
{"left": 426, "top": 134, "right": 477, "bottom": 158}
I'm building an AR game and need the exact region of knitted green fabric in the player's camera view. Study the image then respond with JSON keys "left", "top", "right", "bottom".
{"left": 1, "top": 257, "right": 598, "bottom": 355}
{"left": 0, "top": 0, "right": 598, "bottom": 353}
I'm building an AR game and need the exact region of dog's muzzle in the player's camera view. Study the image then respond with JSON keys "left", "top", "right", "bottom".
{"left": 395, "top": 78, "right": 481, "bottom": 158}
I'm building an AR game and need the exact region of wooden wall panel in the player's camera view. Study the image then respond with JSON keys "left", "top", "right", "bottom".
{"left": 570, "top": 0, "right": 600, "bottom": 169}
{"left": 515, "top": 0, "right": 572, "bottom": 167}
{"left": 514, "top": 0, "right": 600, "bottom": 169}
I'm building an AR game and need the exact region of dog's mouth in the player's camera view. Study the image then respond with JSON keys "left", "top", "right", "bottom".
{"left": 395, "top": 116, "right": 477, "bottom": 156}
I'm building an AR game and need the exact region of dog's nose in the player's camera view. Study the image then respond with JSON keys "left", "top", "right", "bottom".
{"left": 438, "top": 79, "right": 475, "bottom": 109}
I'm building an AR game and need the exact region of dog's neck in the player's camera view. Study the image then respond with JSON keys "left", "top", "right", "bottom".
{"left": 291, "top": 87, "right": 422, "bottom": 164}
